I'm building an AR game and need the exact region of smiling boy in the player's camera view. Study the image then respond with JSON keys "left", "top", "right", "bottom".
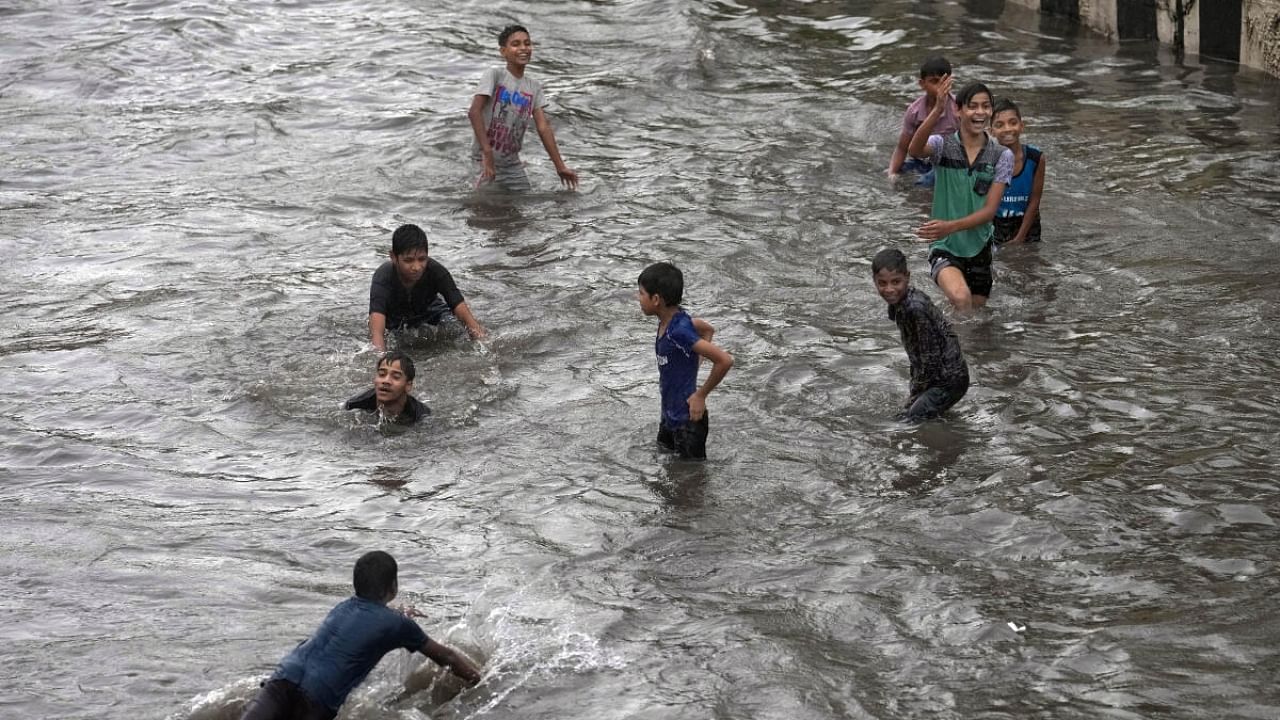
{"left": 368, "top": 224, "right": 485, "bottom": 351}
{"left": 344, "top": 351, "right": 430, "bottom": 426}
{"left": 907, "top": 77, "right": 1014, "bottom": 312}
{"left": 871, "top": 248, "right": 969, "bottom": 422}
{"left": 467, "top": 24, "right": 577, "bottom": 192}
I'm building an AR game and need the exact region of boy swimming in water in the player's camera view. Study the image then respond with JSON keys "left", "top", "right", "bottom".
{"left": 344, "top": 351, "right": 430, "bottom": 427}
{"left": 637, "top": 262, "right": 734, "bottom": 460}
{"left": 240, "top": 551, "right": 481, "bottom": 720}
{"left": 467, "top": 24, "right": 578, "bottom": 192}
{"left": 871, "top": 248, "right": 969, "bottom": 422}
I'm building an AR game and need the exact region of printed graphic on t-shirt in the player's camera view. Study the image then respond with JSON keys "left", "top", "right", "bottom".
{"left": 488, "top": 85, "right": 536, "bottom": 156}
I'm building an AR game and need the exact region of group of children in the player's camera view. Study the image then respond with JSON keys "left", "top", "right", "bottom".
{"left": 241, "top": 35, "right": 1048, "bottom": 720}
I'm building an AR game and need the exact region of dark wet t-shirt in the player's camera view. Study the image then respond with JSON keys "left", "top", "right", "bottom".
{"left": 343, "top": 388, "right": 430, "bottom": 426}
{"left": 368, "top": 260, "right": 465, "bottom": 329}
{"left": 271, "top": 596, "right": 429, "bottom": 711}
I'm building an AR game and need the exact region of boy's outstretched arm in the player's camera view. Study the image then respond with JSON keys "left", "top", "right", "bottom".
{"left": 420, "top": 638, "right": 483, "bottom": 686}
{"left": 452, "top": 301, "right": 487, "bottom": 340}
{"left": 531, "top": 106, "right": 578, "bottom": 190}
{"left": 369, "top": 312, "right": 388, "bottom": 352}
{"left": 467, "top": 94, "right": 496, "bottom": 184}
{"left": 907, "top": 74, "right": 951, "bottom": 159}
{"left": 887, "top": 132, "right": 911, "bottom": 178}
{"left": 687, "top": 339, "right": 733, "bottom": 421}
{"left": 916, "top": 181, "right": 1006, "bottom": 241}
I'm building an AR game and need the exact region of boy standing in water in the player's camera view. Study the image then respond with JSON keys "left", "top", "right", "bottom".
{"left": 907, "top": 77, "right": 1013, "bottom": 312}
{"left": 871, "top": 248, "right": 969, "bottom": 422}
{"left": 467, "top": 24, "right": 578, "bottom": 192}
{"left": 991, "top": 98, "right": 1046, "bottom": 245}
{"left": 637, "top": 262, "right": 734, "bottom": 460}
{"left": 344, "top": 351, "right": 430, "bottom": 427}
{"left": 368, "top": 223, "right": 485, "bottom": 351}
{"left": 886, "top": 54, "right": 958, "bottom": 187}
{"left": 240, "top": 551, "right": 481, "bottom": 720}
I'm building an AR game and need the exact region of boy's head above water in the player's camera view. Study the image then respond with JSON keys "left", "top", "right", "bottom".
{"left": 919, "top": 54, "right": 951, "bottom": 80}
{"left": 917, "top": 55, "right": 952, "bottom": 98}
{"left": 498, "top": 24, "right": 533, "bottom": 70}
{"left": 637, "top": 261, "right": 684, "bottom": 314}
{"left": 871, "top": 248, "right": 910, "bottom": 306}
{"left": 992, "top": 98, "right": 1024, "bottom": 148}
{"left": 353, "top": 550, "right": 400, "bottom": 603}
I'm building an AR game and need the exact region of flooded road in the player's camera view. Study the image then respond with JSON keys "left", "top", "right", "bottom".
{"left": 2, "top": 1, "right": 1279, "bottom": 718}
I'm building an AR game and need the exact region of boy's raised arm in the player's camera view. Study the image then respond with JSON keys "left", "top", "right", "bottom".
{"left": 532, "top": 106, "right": 578, "bottom": 190}
{"left": 908, "top": 74, "right": 951, "bottom": 159}
{"left": 420, "top": 638, "right": 483, "bottom": 686}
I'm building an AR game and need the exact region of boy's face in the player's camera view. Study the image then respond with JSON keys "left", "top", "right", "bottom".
{"left": 874, "top": 268, "right": 910, "bottom": 305}
{"left": 500, "top": 31, "right": 533, "bottom": 68}
{"left": 959, "top": 91, "right": 992, "bottom": 134}
{"left": 391, "top": 248, "right": 428, "bottom": 287}
{"left": 374, "top": 359, "right": 413, "bottom": 405}
{"left": 636, "top": 285, "right": 662, "bottom": 316}
{"left": 992, "top": 109, "right": 1023, "bottom": 148}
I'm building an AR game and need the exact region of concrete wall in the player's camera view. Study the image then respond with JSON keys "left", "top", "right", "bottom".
{"left": 1005, "top": 0, "right": 1280, "bottom": 77}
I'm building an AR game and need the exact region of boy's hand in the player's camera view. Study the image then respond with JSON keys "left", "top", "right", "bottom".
{"left": 916, "top": 219, "right": 953, "bottom": 240}
{"left": 396, "top": 604, "right": 427, "bottom": 620}
{"left": 467, "top": 324, "right": 488, "bottom": 340}
{"left": 478, "top": 155, "right": 496, "bottom": 185}
{"left": 556, "top": 165, "right": 579, "bottom": 190}
{"left": 686, "top": 392, "right": 707, "bottom": 421}
{"left": 935, "top": 73, "right": 952, "bottom": 107}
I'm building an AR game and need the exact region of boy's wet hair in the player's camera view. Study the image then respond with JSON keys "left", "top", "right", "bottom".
{"left": 391, "top": 224, "right": 428, "bottom": 257}
{"left": 498, "top": 24, "right": 529, "bottom": 46}
{"left": 378, "top": 351, "right": 416, "bottom": 382}
{"left": 871, "top": 248, "right": 909, "bottom": 276}
{"left": 955, "top": 82, "right": 993, "bottom": 109}
{"left": 919, "top": 54, "right": 951, "bottom": 79}
{"left": 353, "top": 551, "right": 398, "bottom": 601}
{"left": 993, "top": 98, "right": 1021, "bottom": 119}
{"left": 638, "top": 262, "right": 683, "bottom": 307}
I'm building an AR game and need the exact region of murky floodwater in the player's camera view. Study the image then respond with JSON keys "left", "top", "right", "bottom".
{"left": 3, "top": 1, "right": 1279, "bottom": 718}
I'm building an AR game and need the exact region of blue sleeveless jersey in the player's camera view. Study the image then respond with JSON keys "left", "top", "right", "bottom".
{"left": 997, "top": 144, "right": 1041, "bottom": 218}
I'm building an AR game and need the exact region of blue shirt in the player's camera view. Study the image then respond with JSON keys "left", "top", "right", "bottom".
{"left": 656, "top": 309, "right": 701, "bottom": 427}
{"left": 998, "top": 144, "right": 1041, "bottom": 218}
{"left": 272, "top": 597, "right": 429, "bottom": 711}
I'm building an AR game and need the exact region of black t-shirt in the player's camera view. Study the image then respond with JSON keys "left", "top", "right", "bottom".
{"left": 343, "top": 388, "right": 431, "bottom": 426}
{"left": 368, "top": 259, "right": 465, "bottom": 329}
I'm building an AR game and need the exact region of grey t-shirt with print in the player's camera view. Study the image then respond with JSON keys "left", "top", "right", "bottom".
{"left": 471, "top": 67, "right": 547, "bottom": 167}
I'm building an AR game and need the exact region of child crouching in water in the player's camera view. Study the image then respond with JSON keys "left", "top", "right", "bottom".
{"left": 240, "top": 551, "right": 481, "bottom": 720}
{"left": 872, "top": 249, "right": 969, "bottom": 422}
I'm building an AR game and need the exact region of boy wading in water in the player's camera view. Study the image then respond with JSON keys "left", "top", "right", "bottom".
{"left": 907, "top": 76, "right": 1013, "bottom": 312}
{"left": 872, "top": 249, "right": 969, "bottom": 422}
{"left": 991, "top": 98, "right": 1046, "bottom": 245}
{"left": 467, "top": 24, "right": 578, "bottom": 192}
{"left": 637, "top": 262, "right": 733, "bottom": 460}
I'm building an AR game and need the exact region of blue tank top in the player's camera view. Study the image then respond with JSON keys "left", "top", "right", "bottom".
{"left": 997, "top": 144, "right": 1041, "bottom": 218}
